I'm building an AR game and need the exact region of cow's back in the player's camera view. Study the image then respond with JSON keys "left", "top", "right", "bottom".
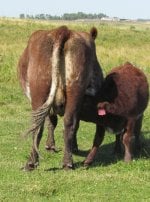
{"left": 18, "top": 26, "right": 102, "bottom": 112}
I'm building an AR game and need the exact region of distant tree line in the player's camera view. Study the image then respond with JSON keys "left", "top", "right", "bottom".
{"left": 19, "top": 12, "right": 108, "bottom": 20}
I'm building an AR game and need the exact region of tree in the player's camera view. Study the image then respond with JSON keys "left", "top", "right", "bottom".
{"left": 19, "top": 14, "right": 25, "bottom": 19}
{"left": 19, "top": 12, "right": 108, "bottom": 21}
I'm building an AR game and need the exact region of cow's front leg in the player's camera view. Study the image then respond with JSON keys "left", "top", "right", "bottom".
{"left": 45, "top": 115, "right": 58, "bottom": 152}
{"left": 84, "top": 124, "right": 105, "bottom": 166}
{"left": 123, "top": 119, "right": 135, "bottom": 162}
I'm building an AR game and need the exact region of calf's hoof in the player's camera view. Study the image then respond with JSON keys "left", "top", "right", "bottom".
{"left": 83, "top": 158, "right": 93, "bottom": 167}
{"left": 83, "top": 149, "right": 96, "bottom": 167}
{"left": 21, "top": 161, "right": 39, "bottom": 171}
{"left": 124, "top": 155, "right": 132, "bottom": 163}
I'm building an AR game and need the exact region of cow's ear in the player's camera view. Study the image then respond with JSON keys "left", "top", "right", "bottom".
{"left": 90, "top": 27, "right": 98, "bottom": 40}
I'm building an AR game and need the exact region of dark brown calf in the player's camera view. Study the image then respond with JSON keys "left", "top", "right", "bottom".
{"left": 85, "top": 62, "right": 149, "bottom": 165}
{"left": 18, "top": 26, "right": 103, "bottom": 170}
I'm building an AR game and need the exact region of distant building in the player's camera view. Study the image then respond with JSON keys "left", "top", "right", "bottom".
{"left": 101, "top": 17, "right": 120, "bottom": 21}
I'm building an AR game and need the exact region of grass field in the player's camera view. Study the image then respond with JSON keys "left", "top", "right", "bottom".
{"left": 0, "top": 18, "right": 150, "bottom": 201}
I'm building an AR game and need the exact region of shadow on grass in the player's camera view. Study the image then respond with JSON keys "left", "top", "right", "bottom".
{"left": 45, "top": 131, "right": 150, "bottom": 171}
{"left": 74, "top": 131, "right": 150, "bottom": 169}
{"left": 44, "top": 167, "right": 63, "bottom": 172}
{"left": 74, "top": 142, "right": 121, "bottom": 169}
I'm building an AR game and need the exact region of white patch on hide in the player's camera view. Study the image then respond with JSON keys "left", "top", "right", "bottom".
{"left": 25, "top": 81, "right": 31, "bottom": 102}
{"left": 65, "top": 52, "right": 79, "bottom": 86}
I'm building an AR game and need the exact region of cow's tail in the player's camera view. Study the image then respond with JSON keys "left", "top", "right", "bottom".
{"left": 24, "top": 26, "right": 70, "bottom": 154}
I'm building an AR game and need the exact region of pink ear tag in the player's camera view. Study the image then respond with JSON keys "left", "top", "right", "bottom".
{"left": 98, "top": 109, "right": 106, "bottom": 116}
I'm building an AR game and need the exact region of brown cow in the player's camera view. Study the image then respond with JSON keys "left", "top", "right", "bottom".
{"left": 84, "top": 62, "right": 149, "bottom": 165}
{"left": 18, "top": 26, "right": 103, "bottom": 170}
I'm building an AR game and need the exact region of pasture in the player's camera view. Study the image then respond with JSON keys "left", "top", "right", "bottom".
{"left": 0, "top": 18, "right": 150, "bottom": 201}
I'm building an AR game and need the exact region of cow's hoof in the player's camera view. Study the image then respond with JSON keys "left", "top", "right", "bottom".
{"left": 45, "top": 145, "right": 58, "bottom": 153}
{"left": 21, "top": 161, "right": 39, "bottom": 171}
{"left": 62, "top": 163, "right": 74, "bottom": 170}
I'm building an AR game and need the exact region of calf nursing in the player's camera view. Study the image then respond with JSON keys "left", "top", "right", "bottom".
{"left": 18, "top": 26, "right": 103, "bottom": 170}
{"left": 18, "top": 25, "right": 149, "bottom": 170}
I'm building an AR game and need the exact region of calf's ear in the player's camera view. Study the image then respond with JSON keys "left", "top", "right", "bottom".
{"left": 90, "top": 27, "right": 98, "bottom": 40}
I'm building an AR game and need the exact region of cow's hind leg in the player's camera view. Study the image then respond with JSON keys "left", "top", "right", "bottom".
{"left": 62, "top": 88, "right": 84, "bottom": 169}
{"left": 63, "top": 112, "right": 79, "bottom": 169}
{"left": 72, "top": 120, "right": 80, "bottom": 153}
{"left": 23, "top": 89, "right": 47, "bottom": 171}
{"left": 23, "top": 123, "right": 44, "bottom": 171}
{"left": 45, "top": 115, "right": 58, "bottom": 152}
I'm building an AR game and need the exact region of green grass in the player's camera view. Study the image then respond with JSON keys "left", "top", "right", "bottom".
{"left": 0, "top": 18, "right": 150, "bottom": 201}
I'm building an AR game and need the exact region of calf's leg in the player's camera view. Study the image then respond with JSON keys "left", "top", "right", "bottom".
{"left": 84, "top": 124, "right": 105, "bottom": 166}
{"left": 114, "top": 115, "right": 143, "bottom": 156}
{"left": 123, "top": 118, "right": 135, "bottom": 162}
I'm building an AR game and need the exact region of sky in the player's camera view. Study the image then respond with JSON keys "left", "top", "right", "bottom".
{"left": 0, "top": 0, "right": 150, "bottom": 19}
